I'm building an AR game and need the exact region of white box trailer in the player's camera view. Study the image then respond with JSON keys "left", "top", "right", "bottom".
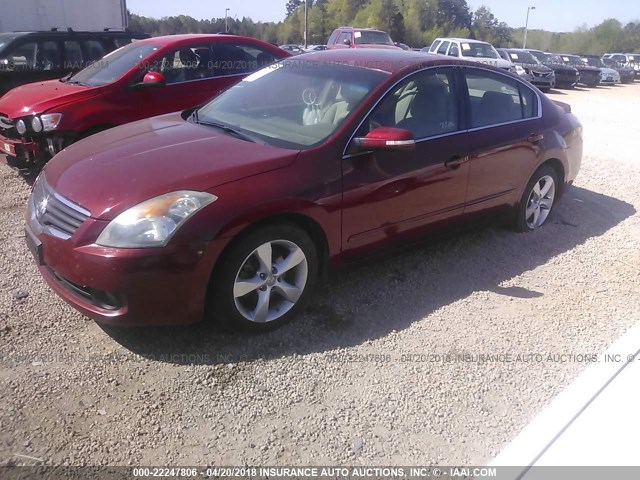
{"left": 0, "top": 0, "right": 128, "bottom": 32}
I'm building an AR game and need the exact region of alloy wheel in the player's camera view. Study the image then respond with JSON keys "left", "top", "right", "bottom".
{"left": 525, "top": 174, "right": 556, "bottom": 229}
{"left": 233, "top": 239, "right": 309, "bottom": 323}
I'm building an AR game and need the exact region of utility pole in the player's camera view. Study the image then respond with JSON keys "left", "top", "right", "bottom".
{"left": 523, "top": 6, "right": 536, "bottom": 49}
{"left": 304, "top": 0, "right": 308, "bottom": 48}
{"left": 225, "top": 8, "right": 230, "bottom": 33}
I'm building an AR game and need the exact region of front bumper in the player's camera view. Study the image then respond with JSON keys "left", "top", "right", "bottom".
{"left": 599, "top": 74, "right": 620, "bottom": 84}
{"left": 0, "top": 132, "right": 38, "bottom": 162}
{"left": 0, "top": 131, "right": 66, "bottom": 168}
{"left": 26, "top": 198, "right": 226, "bottom": 326}
{"left": 553, "top": 71, "right": 579, "bottom": 88}
{"left": 530, "top": 73, "right": 555, "bottom": 89}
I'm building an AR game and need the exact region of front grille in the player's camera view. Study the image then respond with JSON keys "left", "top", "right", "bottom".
{"left": 533, "top": 71, "right": 553, "bottom": 78}
{"left": 32, "top": 176, "right": 90, "bottom": 238}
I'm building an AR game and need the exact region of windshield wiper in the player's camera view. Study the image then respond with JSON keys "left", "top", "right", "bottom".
{"left": 198, "top": 120, "right": 263, "bottom": 144}
{"left": 59, "top": 72, "right": 74, "bottom": 83}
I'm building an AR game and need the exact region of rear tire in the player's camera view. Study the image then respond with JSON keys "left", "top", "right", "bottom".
{"left": 209, "top": 224, "right": 318, "bottom": 332}
{"left": 514, "top": 165, "right": 559, "bottom": 232}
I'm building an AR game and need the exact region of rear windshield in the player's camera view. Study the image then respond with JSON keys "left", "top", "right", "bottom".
{"left": 356, "top": 31, "right": 393, "bottom": 46}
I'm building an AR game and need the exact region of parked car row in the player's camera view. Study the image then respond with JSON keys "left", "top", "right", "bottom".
{"left": 0, "top": 30, "right": 586, "bottom": 331}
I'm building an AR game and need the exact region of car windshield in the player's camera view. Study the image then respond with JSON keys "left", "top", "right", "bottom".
{"left": 628, "top": 55, "right": 639, "bottom": 64}
{"left": 582, "top": 57, "right": 604, "bottom": 68}
{"left": 66, "top": 42, "right": 160, "bottom": 87}
{"left": 560, "top": 55, "right": 582, "bottom": 65}
{"left": 460, "top": 42, "right": 500, "bottom": 59}
{"left": 0, "top": 33, "right": 19, "bottom": 51}
{"left": 507, "top": 51, "right": 540, "bottom": 65}
{"left": 195, "top": 60, "right": 389, "bottom": 149}
{"left": 529, "top": 51, "right": 551, "bottom": 63}
{"left": 357, "top": 31, "right": 394, "bottom": 45}
{"left": 602, "top": 58, "right": 623, "bottom": 68}
{"left": 547, "top": 54, "right": 564, "bottom": 64}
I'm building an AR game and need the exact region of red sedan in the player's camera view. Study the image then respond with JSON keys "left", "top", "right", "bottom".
{"left": 0, "top": 34, "right": 288, "bottom": 169}
{"left": 25, "top": 50, "right": 583, "bottom": 330}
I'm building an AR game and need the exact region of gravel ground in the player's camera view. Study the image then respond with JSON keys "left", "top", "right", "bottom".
{"left": 1, "top": 83, "right": 639, "bottom": 467}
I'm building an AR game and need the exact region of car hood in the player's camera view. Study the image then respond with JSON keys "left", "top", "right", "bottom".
{"left": 524, "top": 64, "right": 553, "bottom": 74}
{"left": 0, "top": 79, "right": 100, "bottom": 117}
{"left": 545, "top": 62, "right": 577, "bottom": 72}
{"left": 599, "top": 67, "right": 619, "bottom": 75}
{"left": 43, "top": 113, "right": 299, "bottom": 220}
{"left": 574, "top": 65, "right": 600, "bottom": 72}
{"left": 460, "top": 56, "right": 514, "bottom": 69}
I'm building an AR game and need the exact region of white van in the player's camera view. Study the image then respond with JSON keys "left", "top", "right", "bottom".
{"left": 424, "top": 38, "right": 517, "bottom": 73}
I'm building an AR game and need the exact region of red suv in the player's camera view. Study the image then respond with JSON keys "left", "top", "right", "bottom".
{"left": 326, "top": 27, "right": 401, "bottom": 50}
{"left": 0, "top": 34, "right": 288, "bottom": 169}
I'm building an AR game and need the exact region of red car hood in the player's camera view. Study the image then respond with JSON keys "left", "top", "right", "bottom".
{"left": 0, "top": 80, "right": 100, "bottom": 117}
{"left": 43, "top": 113, "right": 299, "bottom": 220}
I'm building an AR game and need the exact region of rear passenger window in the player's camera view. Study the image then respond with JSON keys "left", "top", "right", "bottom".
{"left": 38, "top": 41, "right": 61, "bottom": 70}
{"left": 464, "top": 70, "right": 537, "bottom": 128}
{"left": 64, "top": 41, "right": 84, "bottom": 69}
{"left": 84, "top": 40, "right": 106, "bottom": 61}
{"left": 210, "top": 43, "right": 271, "bottom": 76}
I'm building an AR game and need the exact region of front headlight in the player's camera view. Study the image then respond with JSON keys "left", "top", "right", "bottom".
{"left": 31, "top": 116, "right": 43, "bottom": 132}
{"left": 96, "top": 191, "right": 217, "bottom": 248}
{"left": 40, "top": 113, "right": 63, "bottom": 131}
{"left": 16, "top": 119, "right": 26, "bottom": 135}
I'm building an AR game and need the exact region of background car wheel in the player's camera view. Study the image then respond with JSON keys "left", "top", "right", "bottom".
{"left": 514, "top": 165, "right": 559, "bottom": 232}
{"left": 540, "top": 87, "right": 551, "bottom": 93}
{"left": 210, "top": 224, "right": 318, "bottom": 332}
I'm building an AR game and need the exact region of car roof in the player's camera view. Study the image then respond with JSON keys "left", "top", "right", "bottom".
{"left": 436, "top": 38, "right": 492, "bottom": 44}
{"left": 334, "top": 26, "right": 386, "bottom": 32}
{"left": 133, "top": 34, "right": 262, "bottom": 48}
{"left": 290, "top": 49, "right": 478, "bottom": 74}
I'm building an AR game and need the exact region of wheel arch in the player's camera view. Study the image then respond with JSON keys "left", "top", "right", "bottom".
{"left": 209, "top": 212, "right": 331, "bottom": 286}
{"left": 541, "top": 157, "right": 566, "bottom": 194}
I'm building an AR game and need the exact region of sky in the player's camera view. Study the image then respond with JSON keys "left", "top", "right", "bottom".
{"left": 126, "top": 0, "right": 640, "bottom": 33}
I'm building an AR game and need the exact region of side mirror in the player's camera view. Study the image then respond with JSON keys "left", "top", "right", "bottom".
{"left": 352, "top": 127, "right": 415, "bottom": 152}
{"left": 343, "top": 38, "right": 352, "bottom": 46}
{"left": 133, "top": 71, "right": 166, "bottom": 88}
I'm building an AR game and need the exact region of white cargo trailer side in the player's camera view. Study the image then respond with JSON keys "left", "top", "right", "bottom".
{"left": 0, "top": 0, "right": 128, "bottom": 32}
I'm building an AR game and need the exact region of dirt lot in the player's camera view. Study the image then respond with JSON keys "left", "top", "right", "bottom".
{"left": 1, "top": 83, "right": 639, "bottom": 467}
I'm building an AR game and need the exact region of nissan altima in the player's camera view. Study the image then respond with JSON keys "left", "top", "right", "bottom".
{"left": 25, "top": 50, "right": 583, "bottom": 330}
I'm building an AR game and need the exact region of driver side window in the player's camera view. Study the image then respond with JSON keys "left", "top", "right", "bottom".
{"left": 358, "top": 69, "right": 460, "bottom": 140}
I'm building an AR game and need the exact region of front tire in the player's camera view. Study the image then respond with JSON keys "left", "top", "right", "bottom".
{"left": 514, "top": 165, "right": 559, "bottom": 232}
{"left": 210, "top": 224, "right": 318, "bottom": 332}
